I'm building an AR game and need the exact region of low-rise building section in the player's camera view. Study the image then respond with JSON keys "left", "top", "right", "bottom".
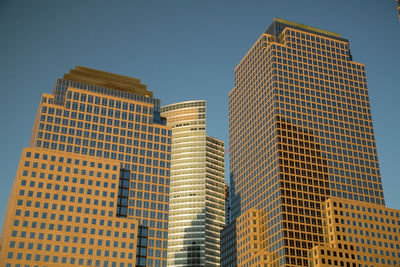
{"left": 310, "top": 197, "right": 400, "bottom": 267}
{"left": 0, "top": 148, "right": 138, "bottom": 266}
{"left": 236, "top": 209, "right": 266, "bottom": 267}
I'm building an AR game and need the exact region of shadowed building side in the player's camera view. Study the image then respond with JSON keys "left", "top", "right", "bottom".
{"left": 205, "top": 136, "right": 225, "bottom": 265}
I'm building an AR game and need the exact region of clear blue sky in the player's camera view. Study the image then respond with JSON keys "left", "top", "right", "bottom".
{"left": 1, "top": 0, "right": 399, "bottom": 230}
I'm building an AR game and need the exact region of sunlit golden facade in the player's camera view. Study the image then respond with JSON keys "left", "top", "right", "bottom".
{"left": 310, "top": 198, "right": 400, "bottom": 267}
{"left": 236, "top": 209, "right": 266, "bottom": 267}
{"left": 0, "top": 148, "right": 138, "bottom": 266}
{"left": 1, "top": 67, "right": 171, "bottom": 267}
{"left": 226, "top": 18, "right": 387, "bottom": 266}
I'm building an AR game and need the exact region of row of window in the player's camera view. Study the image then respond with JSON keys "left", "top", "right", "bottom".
{"left": 22, "top": 168, "right": 116, "bottom": 182}
{"left": 6, "top": 252, "right": 135, "bottom": 265}
{"left": 282, "top": 29, "right": 349, "bottom": 49}
{"left": 39, "top": 128, "right": 169, "bottom": 145}
{"left": 9, "top": 236, "right": 135, "bottom": 249}
{"left": 25, "top": 151, "right": 117, "bottom": 169}
{"left": 66, "top": 91, "right": 151, "bottom": 114}
{"left": 39, "top": 118, "right": 170, "bottom": 137}
{"left": 37, "top": 133, "right": 170, "bottom": 153}
{"left": 332, "top": 201, "right": 400, "bottom": 217}
{"left": 13, "top": 212, "right": 135, "bottom": 228}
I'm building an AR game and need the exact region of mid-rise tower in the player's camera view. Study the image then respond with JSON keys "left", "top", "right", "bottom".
{"left": 161, "top": 101, "right": 225, "bottom": 267}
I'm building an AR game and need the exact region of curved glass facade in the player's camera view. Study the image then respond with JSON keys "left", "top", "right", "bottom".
{"left": 161, "top": 101, "right": 225, "bottom": 267}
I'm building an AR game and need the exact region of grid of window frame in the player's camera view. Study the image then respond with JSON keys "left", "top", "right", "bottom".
{"left": 33, "top": 87, "right": 171, "bottom": 266}
{"left": 228, "top": 23, "right": 385, "bottom": 267}
{"left": 0, "top": 148, "right": 138, "bottom": 266}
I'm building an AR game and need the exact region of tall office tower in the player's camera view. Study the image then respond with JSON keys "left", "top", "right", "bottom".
{"left": 227, "top": 18, "right": 386, "bottom": 266}
{"left": 161, "top": 101, "right": 225, "bottom": 267}
{"left": 1, "top": 66, "right": 171, "bottom": 267}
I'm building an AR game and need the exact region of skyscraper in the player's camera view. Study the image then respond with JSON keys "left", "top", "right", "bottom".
{"left": 225, "top": 18, "right": 390, "bottom": 266}
{"left": 1, "top": 66, "right": 171, "bottom": 267}
{"left": 161, "top": 101, "right": 225, "bottom": 267}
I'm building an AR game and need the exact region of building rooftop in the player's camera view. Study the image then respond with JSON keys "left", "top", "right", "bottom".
{"left": 266, "top": 18, "right": 348, "bottom": 42}
{"left": 63, "top": 66, "right": 153, "bottom": 98}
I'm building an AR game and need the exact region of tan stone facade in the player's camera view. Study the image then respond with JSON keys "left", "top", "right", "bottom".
{"left": 0, "top": 148, "right": 139, "bottom": 266}
{"left": 1, "top": 67, "right": 171, "bottom": 267}
{"left": 310, "top": 198, "right": 400, "bottom": 267}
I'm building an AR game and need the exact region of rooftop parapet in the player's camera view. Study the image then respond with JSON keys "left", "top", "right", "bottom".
{"left": 63, "top": 66, "right": 153, "bottom": 97}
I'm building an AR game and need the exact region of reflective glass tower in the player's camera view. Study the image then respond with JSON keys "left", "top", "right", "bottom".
{"left": 161, "top": 101, "right": 225, "bottom": 267}
{"left": 1, "top": 66, "right": 171, "bottom": 267}
{"left": 227, "top": 18, "right": 385, "bottom": 266}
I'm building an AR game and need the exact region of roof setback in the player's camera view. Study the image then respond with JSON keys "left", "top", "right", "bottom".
{"left": 63, "top": 66, "right": 153, "bottom": 98}
{"left": 274, "top": 18, "right": 341, "bottom": 38}
{"left": 266, "top": 18, "right": 347, "bottom": 43}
